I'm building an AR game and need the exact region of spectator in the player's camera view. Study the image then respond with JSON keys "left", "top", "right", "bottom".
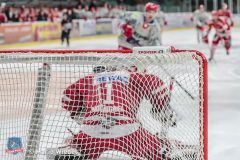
{"left": 0, "top": 1, "right": 126, "bottom": 23}
{"left": 83, "top": 5, "right": 94, "bottom": 19}
{"left": 48, "top": 8, "right": 54, "bottom": 22}
{"left": 117, "top": 0, "right": 125, "bottom": 5}
{"left": 89, "top": 0, "right": 97, "bottom": 11}
{"left": 95, "top": 2, "right": 109, "bottom": 18}
{"left": 108, "top": 5, "right": 122, "bottom": 18}
{"left": 5, "top": 6, "right": 19, "bottom": 22}
{"left": 74, "top": 5, "right": 85, "bottom": 19}
{"left": 67, "top": 9, "right": 76, "bottom": 21}
{"left": 53, "top": 7, "right": 60, "bottom": 21}
{"left": 11, "top": 8, "right": 19, "bottom": 22}
{"left": 77, "top": 0, "right": 85, "bottom": 8}
{"left": 0, "top": 9, "right": 7, "bottom": 23}
{"left": 29, "top": 7, "right": 36, "bottom": 21}
{"left": 18, "top": 9, "right": 27, "bottom": 22}
{"left": 36, "top": 9, "right": 48, "bottom": 21}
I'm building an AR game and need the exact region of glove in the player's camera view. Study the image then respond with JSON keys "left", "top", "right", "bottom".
{"left": 122, "top": 23, "right": 133, "bottom": 39}
{"left": 71, "top": 111, "right": 85, "bottom": 125}
{"left": 126, "top": 37, "right": 139, "bottom": 46}
{"left": 226, "top": 22, "right": 234, "bottom": 30}
{"left": 202, "top": 35, "right": 209, "bottom": 44}
{"left": 151, "top": 106, "right": 177, "bottom": 127}
{"left": 197, "top": 25, "right": 204, "bottom": 31}
{"left": 69, "top": 106, "right": 86, "bottom": 125}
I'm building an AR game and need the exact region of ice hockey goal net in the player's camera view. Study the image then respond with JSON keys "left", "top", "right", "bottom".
{"left": 0, "top": 47, "right": 207, "bottom": 160}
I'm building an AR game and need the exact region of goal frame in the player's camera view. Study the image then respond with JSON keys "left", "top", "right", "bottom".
{"left": 0, "top": 48, "right": 208, "bottom": 160}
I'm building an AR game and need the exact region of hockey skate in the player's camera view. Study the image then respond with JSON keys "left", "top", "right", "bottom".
{"left": 208, "top": 56, "right": 214, "bottom": 62}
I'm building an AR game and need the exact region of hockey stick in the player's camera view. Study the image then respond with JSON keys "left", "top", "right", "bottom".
{"left": 47, "top": 128, "right": 75, "bottom": 153}
{"left": 46, "top": 128, "right": 83, "bottom": 160}
{"left": 158, "top": 79, "right": 198, "bottom": 160}
{"left": 67, "top": 128, "right": 76, "bottom": 136}
{"left": 154, "top": 77, "right": 175, "bottom": 160}
{"left": 159, "top": 77, "right": 174, "bottom": 138}
{"left": 159, "top": 64, "right": 195, "bottom": 100}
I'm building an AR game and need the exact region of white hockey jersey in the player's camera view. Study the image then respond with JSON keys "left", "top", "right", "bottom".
{"left": 118, "top": 12, "right": 161, "bottom": 49}
{"left": 193, "top": 10, "right": 210, "bottom": 27}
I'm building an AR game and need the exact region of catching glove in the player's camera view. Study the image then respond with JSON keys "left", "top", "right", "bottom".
{"left": 151, "top": 106, "right": 177, "bottom": 127}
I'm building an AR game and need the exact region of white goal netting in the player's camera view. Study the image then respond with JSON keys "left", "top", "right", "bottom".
{"left": 0, "top": 48, "right": 207, "bottom": 160}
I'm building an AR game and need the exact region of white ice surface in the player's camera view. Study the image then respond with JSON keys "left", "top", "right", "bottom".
{"left": 1, "top": 28, "right": 240, "bottom": 160}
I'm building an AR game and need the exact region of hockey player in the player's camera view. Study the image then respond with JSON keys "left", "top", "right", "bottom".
{"left": 218, "top": 2, "right": 234, "bottom": 28}
{"left": 203, "top": 10, "right": 232, "bottom": 61}
{"left": 118, "top": 2, "right": 162, "bottom": 50}
{"left": 61, "top": 64, "right": 177, "bottom": 159}
{"left": 191, "top": 4, "right": 210, "bottom": 43}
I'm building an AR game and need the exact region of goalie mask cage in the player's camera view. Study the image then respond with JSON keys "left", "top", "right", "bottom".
{"left": 0, "top": 48, "right": 207, "bottom": 160}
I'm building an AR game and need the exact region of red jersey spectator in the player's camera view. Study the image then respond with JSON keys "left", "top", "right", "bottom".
{"left": 0, "top": 6, "right": 7, "bottom": 23}
{"left": 0, "top": 12, "right": 7, "bottom": 23}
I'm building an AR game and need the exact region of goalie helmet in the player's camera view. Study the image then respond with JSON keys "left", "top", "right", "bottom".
{"left": 93, "top": 65, "right": 118, "bottom": 73}
{"left": 93, "top": 66, "right": 106, "bottom": 73}
{"left": 145, "top": 2, "right": 159, "bottom": 12}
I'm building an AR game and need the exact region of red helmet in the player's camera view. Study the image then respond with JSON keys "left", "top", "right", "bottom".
{"left": 145, "top": 2, "right": 159, "bottom": 12}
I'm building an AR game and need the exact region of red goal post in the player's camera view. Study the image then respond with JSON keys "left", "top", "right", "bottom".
{"left": 0, "top": 47, "right": 208, "bottom": 160}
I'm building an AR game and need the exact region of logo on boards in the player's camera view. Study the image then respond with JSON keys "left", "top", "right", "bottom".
{"left": 5, "top": 137, "right": 24, "bottom": 154}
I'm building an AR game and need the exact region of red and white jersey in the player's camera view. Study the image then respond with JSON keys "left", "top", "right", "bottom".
{"left": 63, "top": 70, "right": 168, "bottom": 119}
{"left": 62, "top": 70, "right": 169, "bottom": 137}
{"left": 218, "top": 9, "right": 234, "bottom": 27}
{"left": 207, "top": 17, "right": 230, "bottom": 37}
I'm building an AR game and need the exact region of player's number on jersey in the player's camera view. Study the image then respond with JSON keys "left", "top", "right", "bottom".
{"left": 98, "top": 82, "right": 114, "bottom": 105}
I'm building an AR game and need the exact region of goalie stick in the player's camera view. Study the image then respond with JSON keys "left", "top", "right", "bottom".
{"left": 46, "top": 128, "right": 83, "bottom": 160}
{"left": 158, "top": 77, "right": 175, "bottom": 138}
{"left": 133, "top": 46, "right": 195, "bottom": 100}
{"left": 159, "top": 63, "right": 195, "bottom": 100}
{"left": 158, "top": 78, "right": 198, "bottom": 160}
{"left": 153, "top": 77, "right": 175, "bottom": 160}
